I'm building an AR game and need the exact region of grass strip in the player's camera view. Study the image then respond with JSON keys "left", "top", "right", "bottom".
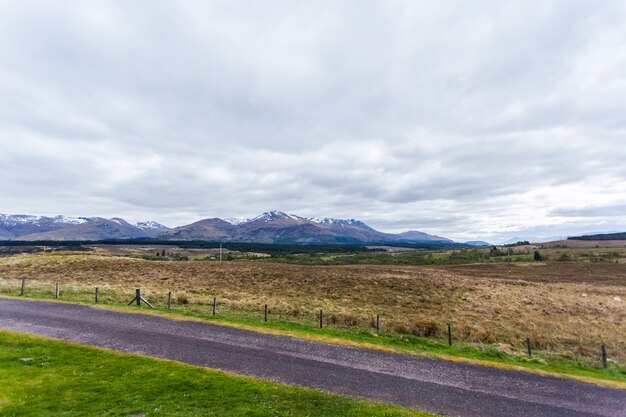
{"left": 0, "top": 330, "right": 434, "bottom": 417}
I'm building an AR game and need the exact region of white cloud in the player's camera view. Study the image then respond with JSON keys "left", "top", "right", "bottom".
{"left": 1, "top": 1, "right": 625, "bottom": 243}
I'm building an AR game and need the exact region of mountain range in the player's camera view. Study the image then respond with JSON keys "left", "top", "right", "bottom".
{"left": 0, "top": 211, "right": 453, "bottom": 244}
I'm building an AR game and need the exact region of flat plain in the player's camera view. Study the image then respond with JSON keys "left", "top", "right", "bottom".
{"left": 1, "top": 250, "right": 624, "bottom": 367}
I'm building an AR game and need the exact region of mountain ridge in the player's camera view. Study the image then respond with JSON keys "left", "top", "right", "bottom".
{"left": 0, "top": 211, "right": 454, "bottom": 244}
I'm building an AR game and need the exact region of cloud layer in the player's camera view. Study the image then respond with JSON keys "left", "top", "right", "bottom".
{"left": 1, "top": 1, "right": 625, "bottom": 243}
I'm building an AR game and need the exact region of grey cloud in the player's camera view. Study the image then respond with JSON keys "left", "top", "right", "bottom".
{"left": 1, "top": 1, "right": 626, "bottom": 243}
{"left": 551, "top": 204, "right": 626, "bottom": 218}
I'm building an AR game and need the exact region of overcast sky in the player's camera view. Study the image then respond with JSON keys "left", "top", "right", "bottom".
{"left": 1, "top": 1, "right": 625, "bottom": 243}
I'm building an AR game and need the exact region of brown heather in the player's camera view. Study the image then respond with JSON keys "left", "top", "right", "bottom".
{"left": 1, "top": 253, "right": 624, "bottom": 364}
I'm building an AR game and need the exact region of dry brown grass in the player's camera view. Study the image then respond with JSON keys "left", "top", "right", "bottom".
{"left": 1, "top": 252, "right": 624, "bottom": 364}
{"left": 542, "top": 239, "right": 626, "bottom": 249}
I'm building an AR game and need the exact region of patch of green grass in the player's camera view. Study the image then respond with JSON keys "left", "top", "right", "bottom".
{"left": 0, "top": 330, "right": 433, "bottom": 417}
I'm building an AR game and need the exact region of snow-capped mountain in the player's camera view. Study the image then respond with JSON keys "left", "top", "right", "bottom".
{"left": 222, "top": 217, "right": 249, "bottom": 225}
{"left": 161, "top": 211, "right": 453, "bottom": 244}
{"left": 0, "top": 211, "right": 453, "bottom": 244}
{"left": 53, "top": 215, "right": 89, "bottom": 225}
{"left": 308, "top": 217, "right": 375, "bottom": 230}
{"left": 135, "top": 221, "right": 164, "bottom": 229}
{"left": 252, "top": 211, "right": 304, "bottom": 223}
{"left": 135, "top": 221, "right": 170, "bottom": 237}
{"left": 0, "top": 214, "right": 170, "bottom": 240}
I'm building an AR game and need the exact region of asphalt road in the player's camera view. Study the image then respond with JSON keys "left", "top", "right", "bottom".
{"left": 1, "top": 298, "right": 624, "bottom": 417}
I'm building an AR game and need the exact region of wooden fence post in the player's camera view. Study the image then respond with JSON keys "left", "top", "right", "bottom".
{"left": 526, "top": 338, "right": 532, "bottom": 357}
{"left": 20, "top": 278, "right": 25, "bottom": 296}
{"left": 601, "top": 344, "right": 607, "bottom": 368}
{"left": 168, "top": 291, "right": 172, "bottom": 309}
{"left": 376, "top": 314, "right": 380, "bottom": 335}
{"left": 447, "top": 324, "right": 452, "bottom": 346}
{"left": 127, "top": 288, "right": 152, "bottom": 308}
{"left": 213, "top": 297, "right": 217, "bottom": 316}
{"left": 95, "top": 287, "right": 99, "bottom": 304}
{"left": 264, "top": 304, "right": 268, "bottom": 322}
{"left": 55, "top": 283, "right": 60, "bottom": 299}
{"left": 319, "top": 309, "right": 323, "bottom": 329}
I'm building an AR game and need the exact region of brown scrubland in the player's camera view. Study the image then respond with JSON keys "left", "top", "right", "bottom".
{"left": 1, "top": 252, "right": 624, "bottom": 364}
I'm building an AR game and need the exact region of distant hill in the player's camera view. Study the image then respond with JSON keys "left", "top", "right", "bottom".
{"left": 500, "top": 236, "right": 565, "bottom": 244}
{"left": 568, "top": 232, "right": 626, "bottom": 241}
{"left": 464, "top": 241, "right": 491, "bottom": 247}
{"left": 0, "top": 211, "right": 454, "bottom": 244}
{"left": 159, "top": 218, "right": 235, "bottom": 241}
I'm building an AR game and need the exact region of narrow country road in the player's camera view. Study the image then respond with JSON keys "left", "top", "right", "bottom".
{"left": 1, "top": 298, "right": 624, "bottom": 417}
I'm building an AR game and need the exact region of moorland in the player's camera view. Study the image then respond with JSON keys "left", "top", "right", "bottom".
{"left": 1, "top": 240, "right": 624, "bottom": 373}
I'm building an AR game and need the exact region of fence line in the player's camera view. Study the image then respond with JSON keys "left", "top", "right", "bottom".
{"left": 0, "top": 277, "right": 614, "bottom": 368}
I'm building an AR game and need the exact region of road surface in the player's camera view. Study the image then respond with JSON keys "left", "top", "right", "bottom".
{"left": 1, "top": 298, "right": 624, "bottom": 417}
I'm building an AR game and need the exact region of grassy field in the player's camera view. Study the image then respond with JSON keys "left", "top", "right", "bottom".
{"left": 0, "top": 251, "right": 624, "bottom": 373}
{"left": 88, "top": 241, "right": 626, "bottom": 265}
{"left": 0, "top": 330, "right": 432, "bottom": 417}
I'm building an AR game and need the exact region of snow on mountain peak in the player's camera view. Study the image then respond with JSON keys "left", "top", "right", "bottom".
{"left": 0, "top": 214, "right": 91, "bottom": 226}
{"left": 53, "top": 215, "right": 89, "bottom": 225}
{"left": 135, "top": 221, "right": 167, "bottom": 229}
{"left": 252, "top": 211, "right": 303, "bottom": 222}
{"left": 308, "top": 217, "right": 363, "bottom": 227}
{"left": 0, "top": 214, "right": 43, "bottom": 223}
{"left": 223, "top": 217, "right": 248, "bottom": 225}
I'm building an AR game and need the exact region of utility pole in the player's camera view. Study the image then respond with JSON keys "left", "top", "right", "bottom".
{"left": 219, "top": 243, "right": 223, "bottom": 262}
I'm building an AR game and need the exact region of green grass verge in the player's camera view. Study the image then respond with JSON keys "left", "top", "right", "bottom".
{"left": 3, "top": 294, "right": 625, "bottom": 389}
{"left": 0, "top": 330, "right": 434, "bottom": 417}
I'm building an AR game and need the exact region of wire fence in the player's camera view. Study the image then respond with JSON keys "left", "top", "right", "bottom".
{"left": 0, "top": 277, "right": 616, "bottom": 369}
